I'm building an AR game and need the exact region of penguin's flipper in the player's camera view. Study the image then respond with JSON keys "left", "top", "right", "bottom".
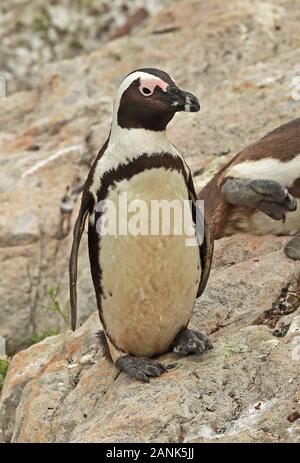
{"left": 69, "top": 198, "right": 90, "bottom": 331}
{"left": 197, "top": 218, "right": 214, "bottom": 298}
{"left": 221, "top": 178, "right": 297, "bottom": 221}
{"left": 187, "top": 170, "right": 214, "bottom": 298}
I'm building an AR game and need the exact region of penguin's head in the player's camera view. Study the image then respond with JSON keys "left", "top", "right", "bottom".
{"left": 114, "top": 68, "right": 200, "bottom": 131}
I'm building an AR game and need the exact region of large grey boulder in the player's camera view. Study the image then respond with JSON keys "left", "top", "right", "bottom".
{"left": 0, "top": 235, "right": 299, "bottom": 443}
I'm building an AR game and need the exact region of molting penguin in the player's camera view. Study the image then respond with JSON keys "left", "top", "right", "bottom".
{"left": 70, "top": 68, "right": 214, "bottom": 382}
{"left": 198, "top": 118, "right": 300, "bottom": 259}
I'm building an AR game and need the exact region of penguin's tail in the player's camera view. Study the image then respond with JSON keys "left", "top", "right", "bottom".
{"left": 95, "top": 330, "right": 112, "bottom": 362}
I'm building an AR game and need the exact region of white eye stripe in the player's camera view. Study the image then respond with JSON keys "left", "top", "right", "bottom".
{"left": 117, "top": 72, "right": 158, "bottom": 99}
{"left": 113, "top": 72, "right": 158, "bottom": 119}
{"left": 138, "top": 77, "right": 168, "bottom": 97}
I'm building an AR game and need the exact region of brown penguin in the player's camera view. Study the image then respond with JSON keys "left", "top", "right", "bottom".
{"left": 198, "top": 118, "right": 299, "bottom": 259}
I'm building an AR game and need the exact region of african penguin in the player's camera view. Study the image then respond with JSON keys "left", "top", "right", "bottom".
{"left": 70, "top": 68, "right": 214, "bottom": 382}
{"left": 198, "top": 117, "right": 300, "bottom": 259}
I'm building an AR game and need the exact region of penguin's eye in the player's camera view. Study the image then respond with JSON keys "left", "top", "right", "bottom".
{"left": 140, "top": 87, "right": 153, "bottom": 96}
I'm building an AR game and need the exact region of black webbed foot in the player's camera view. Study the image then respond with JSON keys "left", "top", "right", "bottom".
{"left": 284, "top": 234, "right": 300, "bottom": 260}
{"left": 171, "top": 329, "right": 213, "bottom": 356}
{"left": 116, "top": 356, "right": 167, "bottom": 383}
{"left": 222, "top": 178, "right": 297, "bottom": 221}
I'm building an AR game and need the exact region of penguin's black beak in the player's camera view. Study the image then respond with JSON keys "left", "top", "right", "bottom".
{"left": 166, "top": 86, "right": 200, "bottom": 113}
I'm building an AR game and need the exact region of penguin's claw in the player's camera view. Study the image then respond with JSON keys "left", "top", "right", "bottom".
{"left": 172, "top": 329, "right": 213, "bottom": 357}
{"left": 195, "top": 331, "right": 214, "bottom": 350}
{"left": 284, "top": 234, "right": 300, "bottom": 260}
{"left": 222, "top": 178, "right": 297, "bottom": 221}
{"left": 250, "top": 180, "right": 293, "bottom": 204}
{"left": 257, "top": 201, "right": 288, "bottom": 222}
{"left": 116, "top": 356, "right": 167, "bottom": 382}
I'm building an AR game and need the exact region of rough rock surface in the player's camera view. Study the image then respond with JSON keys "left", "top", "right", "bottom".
{"left": 0, "top": 234, "right": 299, "bottom": 443}
{"left": 1, "top": 0, "right": 300, "bottom": 353}
{"left": 0, "top": 0, "right": 174, "bottom": 94}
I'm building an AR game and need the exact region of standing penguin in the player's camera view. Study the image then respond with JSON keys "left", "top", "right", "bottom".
{"left": 70, "top": 68, "right": 213, "bottom": 382}
{"left": 198, "top": 118, "right": 299, "bottom": 259}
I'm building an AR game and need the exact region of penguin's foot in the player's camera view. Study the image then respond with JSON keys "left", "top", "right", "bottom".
{"left": 284, "top": 234, "right": 300, "bottom": 260}
{"left": 171, "top": 329, "right": 213, "bottom": 356}
{"left": 222, "top": 178, "right": 297, "bottom": 221}
{"left": 116, "top": 356, "right": 167, "bottom": 383}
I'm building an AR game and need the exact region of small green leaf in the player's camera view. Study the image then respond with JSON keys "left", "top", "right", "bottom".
{"left": 223, "top": 343, "right": 249, "bottom": 356}
{"left": 0, "top": 359, "right": 9, "bottom": 393}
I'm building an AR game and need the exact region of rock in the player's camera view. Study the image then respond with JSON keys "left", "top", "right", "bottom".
{"left": 0, "top": 235, "right": 299, "bottom": 443}
{"left": 0, "top": 211, "right": 39, "bottom": 247}
{"left": 289, "top": 316, "right": 300, "bottom": 335}
{"left": 109, "top": 8, "right": 149, "bottom": 40}
{"left": 0, "top": 338, "right": 6, "bottom": 358}
{"left": 1, "top": 0, "right": 300, "bottom": 351}
{"left": 0, "top": 0, "right": 173, "bottom": 95}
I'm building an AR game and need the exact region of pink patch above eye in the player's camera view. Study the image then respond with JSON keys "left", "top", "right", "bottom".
{"left": 139, "top": 78, "right": 168, "bottom": 93}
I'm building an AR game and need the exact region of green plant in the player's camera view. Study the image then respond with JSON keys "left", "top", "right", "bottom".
{"left": 223, "top": 343, "right": 249, "bottom": 356}
{"left": 80, "top": 0, "right": 99, "bottom": 11}
{"left": 69, "top": 35, "right": 83, "bottom": 50}
{"left": 32, "top": 7, "right": 51, "bottom": 36}
{"left": 27, "top": 328, "right": 60, "bottom": 347}
{"left": 0, "top": 359, "right": 9, "bottom": 394}
{"left": 41, "top": 286, "right": 69, "bottom": 326}
{"left": 32, "top": 16, "right": 50, "bottom": 35}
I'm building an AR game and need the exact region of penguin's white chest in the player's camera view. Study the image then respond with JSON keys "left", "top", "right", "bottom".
{"left": 98, "top": 167, "right": 200, "bottom": 357}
